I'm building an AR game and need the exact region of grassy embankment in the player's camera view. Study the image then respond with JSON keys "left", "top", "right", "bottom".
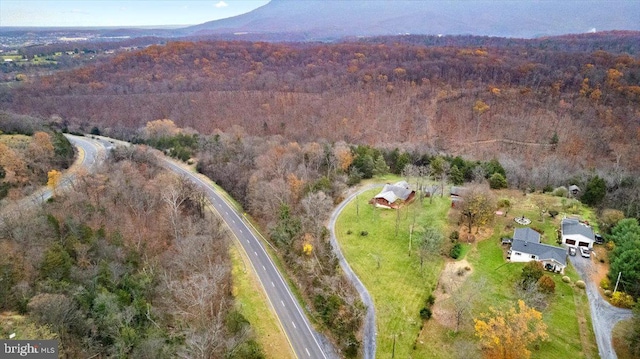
{"left": 230, "top": 246, "right": 295, "bottom": 359}
{"left": 336, "top": 186, "right": 599, "bottom": 358}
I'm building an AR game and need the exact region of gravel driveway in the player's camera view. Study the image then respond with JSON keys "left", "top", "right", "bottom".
{"left": 328, "top": 184, "right": 381, "bottom": 359}
{"left": 569, "top": 254, "right": 633, "bottom": 359}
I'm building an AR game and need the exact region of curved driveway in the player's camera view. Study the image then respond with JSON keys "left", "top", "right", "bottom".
{"left": 328, "top": 184, "right": 382, "bottom": 359}
{"left": 570, "top": 255, "right": 633, "bottom": 359}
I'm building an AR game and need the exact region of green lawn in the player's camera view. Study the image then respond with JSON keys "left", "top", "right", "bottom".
{"left": 336, "top": 187, "right": 598, "bottom": 358}
{"left": 335, "top": 189, "right": 451, "bottom": 358}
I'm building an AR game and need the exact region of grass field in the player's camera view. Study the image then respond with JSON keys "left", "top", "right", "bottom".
{"left": 230, "top": 246, "right": 295, "bottom": 359}
{"left": 335, "top": 185, "right": 599, "bottom": 358}
{"left": 335, "top": 189, "right": 451, "bottom": 358}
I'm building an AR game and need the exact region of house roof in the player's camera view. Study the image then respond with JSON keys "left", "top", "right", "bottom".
{"left": 511, "top": 239, "right": 567, "bottom": 266}
{"left": 513, "top": 227, "right": 541, "bottom": 243}
{"left": 450, "top": 186, "right": 466, "bottom": 197}
{"left": 374, "top": 182, "right": 413, "bottom": 203}
{"left": 562, "top": 218, "right": 595, "bottom": 240}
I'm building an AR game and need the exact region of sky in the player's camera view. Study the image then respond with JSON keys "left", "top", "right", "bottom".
{"left": 0, "top": 0, "right": 271, "bottom": 27}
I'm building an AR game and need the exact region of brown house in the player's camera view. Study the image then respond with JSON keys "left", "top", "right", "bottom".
{"left": 370, "top": 181, "right": 416, "bottom": 209}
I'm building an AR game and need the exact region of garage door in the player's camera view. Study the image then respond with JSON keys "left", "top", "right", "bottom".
{"left": 565, "top": 239, "right": 576, "bottom": 245}
{"left": 578, "top": 242, "right": 589, "bottom": 247}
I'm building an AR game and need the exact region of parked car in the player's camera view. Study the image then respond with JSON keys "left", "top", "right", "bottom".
{"left": 595, "top": 234, "right": 604, "bottom": 244}
{"left": 580, "top": 246, "right": 590, "bottom": 258}
{"left": 501, "top": 237, "right": 512, "bottom": 245}
{"left": 568, "top": 247, "right": 577, "bottom": 256}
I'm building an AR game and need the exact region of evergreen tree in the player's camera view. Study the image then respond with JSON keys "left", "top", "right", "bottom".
{"left": 581, "top": 175, "right": 606, "bottom": 206}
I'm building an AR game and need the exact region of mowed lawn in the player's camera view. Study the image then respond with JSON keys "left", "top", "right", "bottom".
{"left": 464, "top": 238, "right": 597, "bottom": 359}
{"left": 335, "top": 189, "right": 451, "bottom": 358}
{"left": 336, "top": 187, "right": 598, "bottom": 358}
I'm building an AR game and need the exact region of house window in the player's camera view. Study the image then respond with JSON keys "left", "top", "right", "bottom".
{"left": 515, "top": 252, "right": 521, "bottom": 255}
{"left": 531, "top": 255, "right": 536, "bottom": 259}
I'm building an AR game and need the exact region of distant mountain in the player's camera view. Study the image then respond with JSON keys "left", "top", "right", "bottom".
{"left": 186, "top": 0, "right": 640, "bottom": 40}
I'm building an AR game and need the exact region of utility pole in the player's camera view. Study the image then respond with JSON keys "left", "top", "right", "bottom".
{"left": 409, "top": 224, "right": 414, "bottom": 256}
{"left": 613, "top": 271, "right": 622, "bottom": 293}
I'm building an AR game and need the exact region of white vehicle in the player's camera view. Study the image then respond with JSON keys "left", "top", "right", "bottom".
{"left": 580, "top": 246, "right": 590, "bottom": 258}
{"left": 568, "top": 247, "right": 577, "bottom": 256}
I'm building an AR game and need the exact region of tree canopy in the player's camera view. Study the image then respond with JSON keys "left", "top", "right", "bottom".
{"left": 474, "top": 300, "right": 548, "bottom": 359}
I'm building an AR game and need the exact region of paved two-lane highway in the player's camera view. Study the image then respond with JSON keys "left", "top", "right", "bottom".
{"left": 28, "top": 135, "right": 334, "bottom": 358}
{"left": 157, "top": 156, "right": 334, "bottom": 359}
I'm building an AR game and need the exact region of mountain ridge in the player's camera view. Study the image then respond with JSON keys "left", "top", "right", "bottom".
{"left": 186, "top": 0, "right": 640, "bottom": 40}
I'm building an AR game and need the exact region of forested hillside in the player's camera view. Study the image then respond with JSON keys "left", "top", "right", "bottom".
{"left": 6, "top": 35, "right": 639, "bottom": 170}
{"left": 0, "top": 113, "right": 75, "bottom": 201}
{"left": 0, "top": 146, "right": 263, "bottom": 358}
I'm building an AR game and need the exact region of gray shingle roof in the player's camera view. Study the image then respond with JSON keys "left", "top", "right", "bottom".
{"left": 374, "top": 182, "right": 413, "bottom": 202}
{"left": 562, "top": 218, "right": 595, "bottom": 240}
{"left": 511, "top": 239, "right": 567, "bottom": 266}
{"left": 513, "top": 227, "right": 541, "bottom": 243}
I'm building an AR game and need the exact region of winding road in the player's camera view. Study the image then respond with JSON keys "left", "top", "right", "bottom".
{"left": 570, "top": 254, "right": 633, "bottom": 359}
{"left": 157, "top": 156, "right": 334, "bottom": 359}
{"left": 17, "top": 135, "right": 335, "bottom": 359}
{"left": 328, "top": 184, "right": 382, "bottom": 359}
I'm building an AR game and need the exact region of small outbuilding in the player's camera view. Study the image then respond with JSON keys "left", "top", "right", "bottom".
{"left": 569, "top": 185, "right": 581, "bottom": 196}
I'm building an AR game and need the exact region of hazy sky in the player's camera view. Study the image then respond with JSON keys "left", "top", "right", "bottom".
{"left": 0, "top": 0, "right": 271, "bottom": 27}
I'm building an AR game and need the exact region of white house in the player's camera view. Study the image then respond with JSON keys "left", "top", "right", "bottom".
{"left": 508, "top": 227, "right": 567, "bottom": 274}
{"left": 561, "top": 218, "right": 596, "bottom": 249}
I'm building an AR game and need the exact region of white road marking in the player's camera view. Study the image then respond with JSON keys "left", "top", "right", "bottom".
{"left": 306, "top": 348, "right": 311, "bottom": 356}
{"left": 239, "top": 229, "right": 242, "bottom": 233}
{"left": 232, "top": 220, "right": 235, "bottom": 223}
{"left": 281, "top": 300, "right": 285, "bottom": 307}
{"left": 292, "top": 321, "right": 297, "bottom": 329}
{"left": 254, "top": 251, "right": 258, "bottom": 256}
{"left": 271, "top": 281, "right": 275, "bottom": 287}
{"left": 225, "top": 211, "right": 229, "bottom": 215}
{"left": 262, "top": 265, "right": 266, "bottom": 271}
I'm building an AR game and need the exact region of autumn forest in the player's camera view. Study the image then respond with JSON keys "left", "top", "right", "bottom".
{"left": 1, "top": 31, "right": 640, "bottom": 358}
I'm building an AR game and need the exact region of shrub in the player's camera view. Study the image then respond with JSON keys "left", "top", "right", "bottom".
{"left": 449, "top": 243, "right": 462, "bottom": 259}
{"left": 548, "top": 210, "right": 559, "bottom": 218}
{"left": 449, "top": 231, "right": 459, "bottom": 241}
{"left": 610, "top": 291, "right": 635, "bottom": 308}
{"left": 600, "top": 278, "right": 611, "bottom": 290}
{"left": 426, "top": 294, "right": 435, "bottom": 306}
{"left": 553, "top": 186, "right": 568, "bottom": 197}
{"left": 360, "top": 231, "right": 368, "bottom": 237}
{"left": 575, "top": 280, "right": 586, "bottom": 289}
{"left": 346, "top": 230, "right": 353, "bottom": 235}
{"left": 562, "top": 276, "right": 571, "bottom": 283}
{"left": 604, "top": 290, "right": 612, "bottom": 297}
{"left": 419, "top": 307, "right": 432, "bottom": 320}
{"left": 488, "top": 172, "right": 508, "bottom": 189}
{"left": 537, "top": 275, "right": 556, "bottom": 294}
{"left": 520, "top": 261, "right": 544, "bottom": 288}
{"left": 605, "top": 241, "right": 615, "bottom": 251}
